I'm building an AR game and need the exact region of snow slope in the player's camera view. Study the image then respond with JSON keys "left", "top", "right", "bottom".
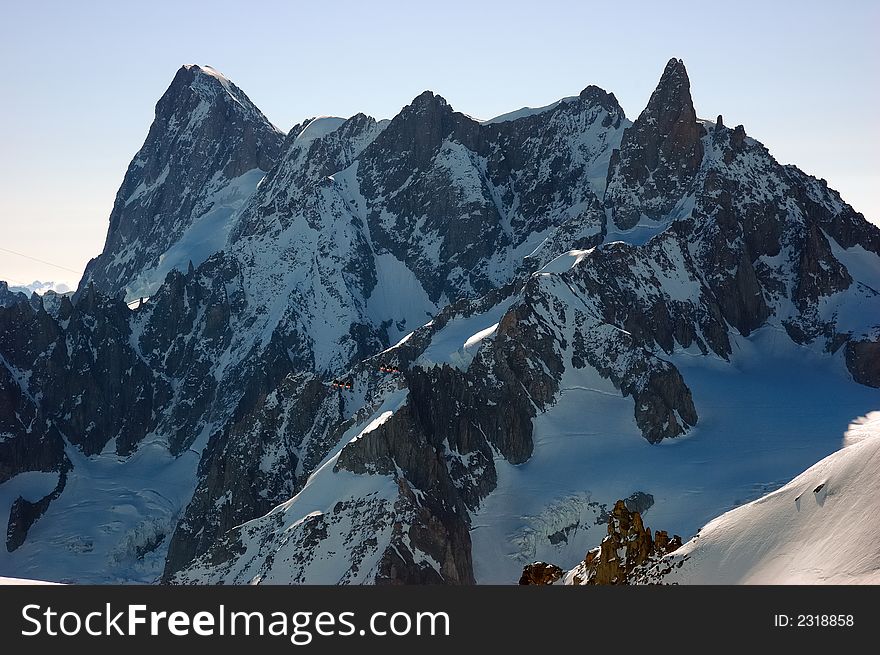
{"left": 471, "top": 330, "right": 880, "bottom": 583}
{"left": 123, "top": 167, "right": 267, "bottom": 301}
{"left": 648, "top": 411, "right": 880, "bottom": 584}
{"left": 0, "top": 576, "right": 61, "bottom": 585}
{"left": 482, "top": 96, "right": 578, "bottom": 124}
{"left": 0, "top": 437, "right": 203, "bottom": 583}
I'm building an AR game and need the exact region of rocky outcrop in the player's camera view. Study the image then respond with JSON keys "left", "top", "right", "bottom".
{"left": 6, "top": 468, "right": 67, "bottom": 552}
{"left": 845, "top": 340, "right": 880, "bottom": 388}
{"left": 0, "top": 285, "right": 162, "bottom": 457}
{"left": 0, "top": 282, "right": 28, "bottom": 308}
{"left": 328, "top": 361, "right": 545, "bottom": 583}
{"left": 793, "top": 221, "right": 852, "bottom": 305}
{"left": 519, "top": 562, "right": 564, "bottom": 585}
{"left": 562, "top": 500, "right": 681, "bottom": 585}
{"left": 162, "top": 371, "right": 330, "bottom": 579}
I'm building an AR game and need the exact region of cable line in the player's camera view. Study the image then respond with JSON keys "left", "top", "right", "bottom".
{"left": 0, "top": 246, "right": 82, "bottom": 274}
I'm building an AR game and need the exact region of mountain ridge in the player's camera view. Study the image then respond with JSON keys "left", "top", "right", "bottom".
{"left": 0, "top": 58, "right": 877, "bottom": 584}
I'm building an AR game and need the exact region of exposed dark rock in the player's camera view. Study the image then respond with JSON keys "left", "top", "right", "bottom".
{"left": 624, "top": 491, "right": 655, "bottom": 515}
{"left": 845, "top": 340, "right": 880, "bottom": 388}
{"left": 6, "top": 468, "right": 68, "bottom": 552}
{"left": 0, "top": 282, "right": 28, "bottom": 308}
{"left": 519, "top": 561, "right": 564, "bottom": 585}
{"left": 635, "top": 366, "right": 698, "bottom": 443}
{"left": 605, "top": 58, "right": 706, "bottom": 229}
{"left": 793, "top": 222, "right": 852, "bottom": 305}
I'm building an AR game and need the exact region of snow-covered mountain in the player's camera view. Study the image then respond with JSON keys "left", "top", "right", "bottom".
{"left": 0, "top": 281, "right": 29, "bottom": 308}
{"left": 78, "top": 64, "right": 285, "bottom": 302}
{"left": 7, "top": 281, "right": 71, "bottom": 296}
{"left": 0, "top": 59, "right": 878, "bottom": 585}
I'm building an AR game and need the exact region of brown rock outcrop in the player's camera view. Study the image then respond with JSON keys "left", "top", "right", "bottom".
{"left": 519, "top": 562, "right": 564, "bottom": 585}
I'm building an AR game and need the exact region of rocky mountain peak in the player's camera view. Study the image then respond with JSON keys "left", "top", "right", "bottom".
{"left": 642, "top": 58, "right": 701, "bottom": 150}
{"left": 604, "top": 57, "right": 706, "bottom": 229}
{"left": 651, "top": 58, "right": 692, "bottom": 109}
{"left": 577, "top": 85, "right": 626, "bottom": 128}
{"left": 0, "top": 282, "right": 28, "bottom": 308}
{"left": 78, "top": 64, "right": 285, "bottom": 300}
{"left": 408, "top": 89, "right": 450, "bottom": 111}
{"left": 162, "top": 65, "right": 268, "bottom": 120}
{"left": 357, "top": 88, "right": 467, "bottom": 197}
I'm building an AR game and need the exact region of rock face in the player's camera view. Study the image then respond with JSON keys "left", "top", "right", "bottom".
{"left": 560, "top": 500, "right": 682, "bottom": 585}
{"left": 844, "top": 340, "right": 880, "bottom": 388}
{"left": 0, "top": 282, "right": 28, "bottom": 308}
{"left": 6, "top": 468, "right": 67, "bottom": 552}
{"left": 1, "top": 59, "right": 878, "bottom": 584}
{"left": 519, "top": 562, "right": 564, "bottom": 585}
{"left": 605, "top": 58, "right": 705, "bottom": 229}
{"left": 79, "top": 65, "right": 284, "bottom": 300}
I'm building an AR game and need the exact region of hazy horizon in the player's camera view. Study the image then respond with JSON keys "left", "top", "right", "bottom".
{"left": 2, "top": 0, "right": 877, "bottom": 290}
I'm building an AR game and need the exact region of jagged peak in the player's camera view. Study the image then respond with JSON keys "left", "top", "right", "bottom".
{"left": 360, "top": 89, "right": 457, "bottom": 158}
{"left": 578, "top": 84, "right": 615, "bottom": 104}
{"left": 158, "top": 64, "right": 278, "bottom": 131}
{"left": 643, "top": 57, "right": 696, "bottom": 122}
{"left": 408, "top": 90, "right": 451, "bottom": 112}
{"left": 661, "top": 57, "right": 688, "bottom": 80}
{"left": 181, "top": 63, "right": 230, "bottom": 82}
{"left": 578, "top": 85, "right": 626, "bottom": 119}
{"left": 168, "top": 63, "right": 234, "bottom": 96}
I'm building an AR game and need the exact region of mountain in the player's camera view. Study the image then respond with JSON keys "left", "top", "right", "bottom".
{"left": 7, "top": 281, "right": 71, "bottom": 296}
{"left": 0, "top": 282, "right": 28, "bottom": 308}
{"left": 0, "top": 59, "right": 878, "bottom": 584}
{"left": 78, "top": 65, "right": 285, "bottom": 302}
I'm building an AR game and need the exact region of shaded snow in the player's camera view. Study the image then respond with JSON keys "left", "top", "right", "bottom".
{"left": 653, "top": 411, "right": 880, "bottom": 584}
{"left": 826, "top": 232, "right": 880, "bottom": 292}
{"left": 539, "top": 249, "right": 593, "bottom": 274}
{"left": 367, "top": 253, "right": 437, "bottom": 346}
{"left": 124, "top": 167, "right": 267, "bottom": 301}
{"left": 471, "top": 328, "right": 880, "bottom": 583}
{"left": 294, "top": 117, "right": 346, "bottom": 146}
{"left": 0, "top": 435, "right": 206, "bottom": 583}
{"left": 417, "top": 296, "right": 516, "bottom": 370}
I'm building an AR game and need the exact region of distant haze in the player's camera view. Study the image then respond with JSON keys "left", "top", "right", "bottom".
{"left": 1, "top": 0, "right": 877, "bottom": 288}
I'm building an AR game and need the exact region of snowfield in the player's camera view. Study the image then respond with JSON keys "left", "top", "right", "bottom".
{"left": 649, "top": 411, "right": 880, "bottom": 584}
{"left": 472, "top": 330, "right": 880, "bottom": 583}
{"left": 0, "top": 576, "right": 60, "bottom": 585}
{"left": 0, "top": 438, "right": 203, "bottom": 583}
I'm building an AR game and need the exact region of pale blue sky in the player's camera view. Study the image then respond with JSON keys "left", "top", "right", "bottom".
{"left": 1, "top": 0, "right": 877, "bottom": 288}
